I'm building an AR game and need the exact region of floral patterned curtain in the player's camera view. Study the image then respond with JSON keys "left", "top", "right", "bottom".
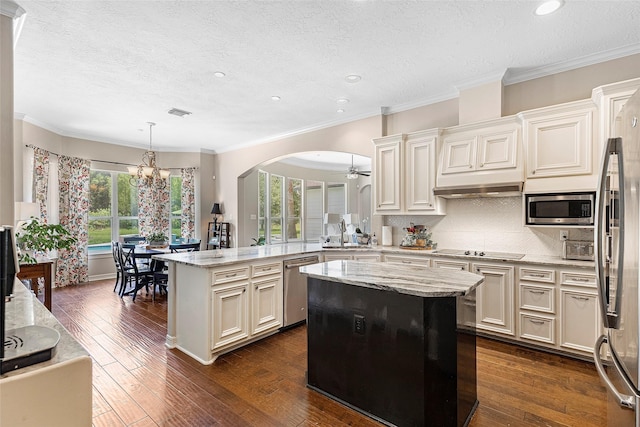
{"left": 57, "top": 155, "right": 90, "bottom": 286}
{"left": 138, "top": 178, "right": 170, "bottom": 239}
{"left": 32, "top": 147, "right": 50, "bottom": 221}
{"left": 180, "top": 168, "right": 196, "bottom": 239}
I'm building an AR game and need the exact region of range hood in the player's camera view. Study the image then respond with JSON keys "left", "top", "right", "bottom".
{"left": 433, "top": 182, "right": 523, "bottom": 198}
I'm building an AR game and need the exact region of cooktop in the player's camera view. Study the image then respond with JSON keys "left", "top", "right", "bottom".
{"left": 433, "top": 249, "right": 525, "bottom": 261}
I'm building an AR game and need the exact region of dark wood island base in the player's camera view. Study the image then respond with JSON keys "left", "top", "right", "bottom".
{"left": 307, "top": 277, "right": 478, "bottom": 427}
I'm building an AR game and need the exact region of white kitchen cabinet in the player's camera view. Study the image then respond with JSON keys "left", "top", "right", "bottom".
{"left": 383, "top": 253, "right": 431, "bottom": 266}
{"left": 473, "top": 263, "right": 515, "bottom": 336}
{"left": 323, "top": 252, "right": 352, "bottom": 261}
{"left": 211, "top": 280, "right": 249, "bottom": 350}
{"left": 352, "top": 253, "right": 381, "bottom": 262}
{"left": 404, "top": 129, "right": 444, "bottom": 213}
{"left": 373, "top": 130, "right": 445, "bottom": 215}
{"left": 373, "top": 134, "right": 402, "bottom": 212}
{"left": 520, "top": 99, "right": 595, "bottom": 180}
{"left": 432, "top": 258, "right": 469, "bottom": 271}
{"left": 592, "top": 77, "right": 640, "bottom": 144}
{"left": 560, "top": 289, "right": 599, "bottom": 353}
{"left": 437, "top": 116, "right": 522, "bottom": 188}
{"left": 251, "top": 275, "right": 281, "bottom": 335}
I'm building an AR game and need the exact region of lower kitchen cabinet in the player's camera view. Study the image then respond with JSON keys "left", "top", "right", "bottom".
{"left": 174, "top": 259, "right": 283, "bottom": 364}
{"left": 211, "top": 281, "right": 249, "bottom": 350}
{"left": 560, "top": 289, "right": 599, "bottom": 353}
{"left": 473, "top": 263, "right": 515, "bottom": 336}
{"left": 251, "top": 275, "right": 281, "bottom": 335}
{"left": 383, "top": 253, "right": 432, "bottom": 266}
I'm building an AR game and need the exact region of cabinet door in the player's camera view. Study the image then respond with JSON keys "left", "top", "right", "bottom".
{"left": 405, "top": 135, "right": 436, "bottom": 211}
{"left": 560, "top": 289, "right": 599, "bottom": 353}
{"left": 373, "top": 136, "right": 402, "bottom": 212}
{"left": 211, "top": 281, "right": 249, "bottom": 350}
{"left": 251, "top": 276, "right": 281, "bottom": 335}
{"left": 525, "top": 106, "right": 593, "bottom": 178}
{"left": 474, "top": 263, "right": 515, "bottom": 336}
{"left": 440, "top": 135, "right": 477, "bottom": 175}
{"left": 477, "top": 128, "right": 518, "bottom": 171}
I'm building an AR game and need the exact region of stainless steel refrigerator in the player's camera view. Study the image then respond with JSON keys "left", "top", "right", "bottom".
{"left": 594, "top": 87, "right": 640, "bottom": 426}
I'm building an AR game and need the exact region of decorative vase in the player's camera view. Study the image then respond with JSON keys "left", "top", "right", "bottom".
{"left": 415, "top": 239, "right": 426, "bottom": 247}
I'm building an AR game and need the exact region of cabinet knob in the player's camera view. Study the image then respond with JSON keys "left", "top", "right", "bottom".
{"left": 469, "top": 164, "right": 473, "bottom": 168}
{"left": 532, "top": 170, "right": 536, "bottom": 175}
{"left": 480, "top": 163, "right": 484, "bottom": 167}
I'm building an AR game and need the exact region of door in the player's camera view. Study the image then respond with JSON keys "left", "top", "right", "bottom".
{"left": 251, "top": 276, "right": 281, "bottom": 335}
{"left": 440, "top": 136, "right": 477, "bottom": 175}
{"left": 211, "top": 281, "right": 249, "bottom": 350}
{"left": 373, "top": 135, "right": 402, "bottom": 212}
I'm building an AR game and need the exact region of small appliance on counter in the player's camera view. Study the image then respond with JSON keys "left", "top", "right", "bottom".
{"left": 562, "top": 240, "right": 594, "bottom": 261}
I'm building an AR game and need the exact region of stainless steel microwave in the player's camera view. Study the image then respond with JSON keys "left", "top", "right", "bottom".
{"left": 526, "top": 192, "right": 595, "bottom": 225}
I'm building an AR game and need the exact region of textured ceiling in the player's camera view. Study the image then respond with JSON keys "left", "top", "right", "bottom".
{"left": 12, "top": 0, "right": 640, "bottom": 161}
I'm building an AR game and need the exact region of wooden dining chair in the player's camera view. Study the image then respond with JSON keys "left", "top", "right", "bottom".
{"left": 111, "top": 241, "right": 124, "bottom": 295}
{"left": 117, "top": 244, "right": 154, "bottom": 300}
{"left": 169, "top": 241, "right": 201, "bottom": 253}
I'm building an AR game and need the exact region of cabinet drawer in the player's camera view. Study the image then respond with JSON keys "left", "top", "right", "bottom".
{"left": 213, "top": 266, "right": 250, "bottom": 285}
{"left": 519, "top": 267, "right": 555, "bottom": 284}
{"left": 433, "top": 259, "right": 469, "bottom": 271}
{"left": 560, "top": 271, "right": 596, "bottom": 288}
{"left": 251, "top": 262, "right": 282, "bottom": 278}
{"left": 384, "top": 254, "right": 431, "bottom": 266}
{"left": 519, "top": 284, "right": 555, "bottom": 313}
{"left": 519, "top": 313, "right": 555, "bottom": 345}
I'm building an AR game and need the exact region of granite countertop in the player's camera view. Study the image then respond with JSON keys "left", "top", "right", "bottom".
{"left": 153, "top": 242, "right": 595, "bottom": 270}
{"left": 300, "top": 260, "right": 484, "bottom": 298}
{"left": 1, "top": 279, "right": 90, "bottom": 379}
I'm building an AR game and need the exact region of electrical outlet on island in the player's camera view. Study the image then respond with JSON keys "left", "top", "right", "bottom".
{"left": 560, "top": 230, "right": 569, "bottom": 241}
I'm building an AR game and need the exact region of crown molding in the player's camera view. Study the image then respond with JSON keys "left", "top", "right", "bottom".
{"left": 504, "top": 44, "right": 640, "bottom": 85}
{"left": 0, "top": 1, "right": 25, "bottom": 19}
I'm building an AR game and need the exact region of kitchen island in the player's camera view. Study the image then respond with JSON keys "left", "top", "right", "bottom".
{"left": 300, "top": 260, "right": 484, "bottom": 427}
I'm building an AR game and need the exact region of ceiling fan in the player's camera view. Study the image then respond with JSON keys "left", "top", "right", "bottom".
{"left": 346, "top": 155, "right": 371, "bottom": 179}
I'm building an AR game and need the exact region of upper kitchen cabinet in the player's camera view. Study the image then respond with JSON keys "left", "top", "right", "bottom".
{"left": 372, "top": 130, "right": 445, "bottom": 215}
{"left": 592, "top": 77, "right": 640, "bottom": 142}
{"left": 373, "top": 134, "right": 402, "bottom": 212}
{"left": 520, "top": 99, "right": 597, "bottom": 192}
{"left": 436, "top": 116, "right": 522, "bottom": 188}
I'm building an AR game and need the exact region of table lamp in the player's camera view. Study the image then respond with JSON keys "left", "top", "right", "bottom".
{"left": 211, "top": 203, "right": 223, "bottom": 230}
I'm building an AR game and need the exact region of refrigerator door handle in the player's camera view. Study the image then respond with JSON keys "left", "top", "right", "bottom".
{"left": 596, "top": 139, "right": 612, "bottom": 328}
{"left": 594, "top": 334, "right": 638, "bottom": 410}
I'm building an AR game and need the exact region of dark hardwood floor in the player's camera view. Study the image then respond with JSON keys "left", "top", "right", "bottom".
{"left": 51, "top": 279, "right": 607, "bottom": 427}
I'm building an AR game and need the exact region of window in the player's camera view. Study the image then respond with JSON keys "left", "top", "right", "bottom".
{"left": 305, "top": 181, "right": 323, "bottom": 241}
{"left": 270, "top": 174, "right": 284, "bottom": 242}
{"left": 258, "top": 172, "right": 306, "bottom": 244}
{"left": 286, "top": 178, "right": 302, "bottom": 240}
{"left": 170, "top": 175, "right": 182, "bottom": 239}
{"left": 327, "top": 183, "right": 346, "bottom": 215}
{"left": 89, "top": 171, "right": 140, "bottom": 247}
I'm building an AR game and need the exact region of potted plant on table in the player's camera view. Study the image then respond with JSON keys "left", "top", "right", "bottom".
{"left": 16, "top": 216, "right": 77, "bottom": 264}
{"left": 146, "top": 232, "right": 168, "bottom": 247}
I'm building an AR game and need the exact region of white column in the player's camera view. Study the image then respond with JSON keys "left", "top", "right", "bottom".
{"left": 0, "top": 1, "right": 25, "bottom": 226}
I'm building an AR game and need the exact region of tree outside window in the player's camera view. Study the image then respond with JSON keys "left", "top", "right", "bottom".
{"left": 286, "top": 178, "right": 302, "bottom": 240}
{"left": 170, "top": 175, "right": 182, "bottom": 239}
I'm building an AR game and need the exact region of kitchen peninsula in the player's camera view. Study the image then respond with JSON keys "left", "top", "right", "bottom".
{"left": 300, "top": 260, "right": 483, "bottom": 427}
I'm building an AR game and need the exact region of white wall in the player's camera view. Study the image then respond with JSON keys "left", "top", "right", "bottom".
{"left": 384, "top": 197, "right": 592, "bottom": 257}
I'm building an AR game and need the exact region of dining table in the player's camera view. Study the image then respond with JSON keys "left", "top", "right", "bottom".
{"left": 121, "top": 245, "right": 168, "bottom": 298}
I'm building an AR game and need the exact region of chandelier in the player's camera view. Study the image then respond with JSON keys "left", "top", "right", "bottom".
{"left": 128, "top": 122, "right": 170, "bottom": 189}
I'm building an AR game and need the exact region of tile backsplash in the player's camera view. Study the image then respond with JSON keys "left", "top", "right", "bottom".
{"left": 384, "top": 197, "right": 593, "bottom": 257}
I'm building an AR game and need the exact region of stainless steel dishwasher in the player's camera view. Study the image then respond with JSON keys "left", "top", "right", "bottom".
{"left": 283, "top": 255, "right": 320, "bottom": 328}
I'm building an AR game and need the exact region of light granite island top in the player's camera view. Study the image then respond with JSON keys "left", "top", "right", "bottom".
{"left": 300, "top": 259, "right": 484, "bottom": 297}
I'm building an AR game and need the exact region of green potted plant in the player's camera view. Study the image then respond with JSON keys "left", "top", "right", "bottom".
{"left": 251, "top": 236, "right": 265, "bottom": 246}
{"left": 146, "top": 232, "right": 168, "bottom": 246}
{"left": 16, "top": 216, "right": 77, "bottom": 264}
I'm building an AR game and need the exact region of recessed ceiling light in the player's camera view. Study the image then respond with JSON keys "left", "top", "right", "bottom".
{"left": 345, "top": 74, "right": 361, "bottom": 83}
{"left": 337, "top": 109, "right": 345, "bottom": 113}
{"left": 213, "top": 71, "right": 226, "bottom": 78}
{"left": 337, "top": 98, "right": 350, "bottom": 104}
{"left": 534, "top": 0, "right": 564, "bottom": 15}
{"left": 271, "top": 96, "right": 281, "bottom": 101}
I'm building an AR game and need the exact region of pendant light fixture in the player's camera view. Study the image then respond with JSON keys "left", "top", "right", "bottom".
{"left": 128, "top": 122, "right": 171, "bottom": 189}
